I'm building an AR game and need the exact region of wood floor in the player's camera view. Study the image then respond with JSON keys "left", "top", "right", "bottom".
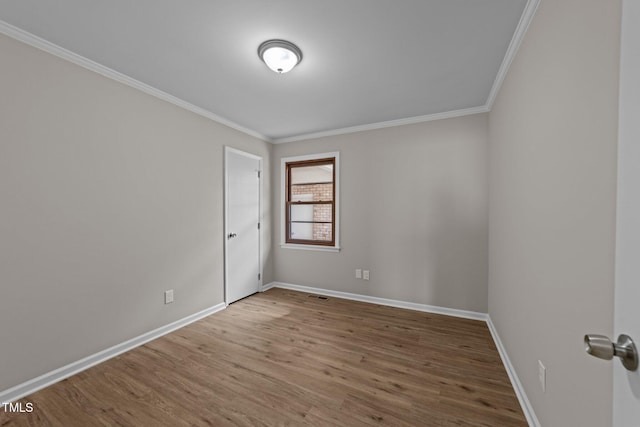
{"left": 1, "top": 288, "right": 527, "bottom": 426}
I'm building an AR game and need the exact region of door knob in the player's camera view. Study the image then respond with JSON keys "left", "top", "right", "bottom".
{"left": 584, "top": 334, "right": 638, "bottom": 371}
{"left": 228, "top": 233, "right": 237, "bottom": 239}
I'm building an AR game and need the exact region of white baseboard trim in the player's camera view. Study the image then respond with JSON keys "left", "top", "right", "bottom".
{"left": 264, "top": 281, "right": 538, "bottom": 426}
{"left": 264, "top": 281, "right": 487, "bottom": 321}
{"left": 486, "top": 316, "right": 540, "bottom": 427}
{"left": 260, "top": 282, "right": 276, "bottom": 292}
{"left": 3, "top": 286, "right": 539, "bottom": 426}
{"left": 0, "top": 302, "right": 226, "bottom": 404}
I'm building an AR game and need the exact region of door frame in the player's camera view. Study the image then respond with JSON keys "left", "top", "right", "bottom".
{"left": 224, "top": 146, "right": 263, "bottom": 305}
{"left": 613, "top": 0, "right": 640, "bottom": 423}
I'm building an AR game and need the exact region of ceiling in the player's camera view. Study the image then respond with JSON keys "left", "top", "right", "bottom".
{"left": 0, "top": 0, "right": 529, "bottom": 143}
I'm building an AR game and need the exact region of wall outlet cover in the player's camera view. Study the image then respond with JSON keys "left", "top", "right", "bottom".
{"left": 538, "top": 360, "right": 546, "bottom": 393}
{"left": 165, "top": 290, "right": 174, "bottom": 304}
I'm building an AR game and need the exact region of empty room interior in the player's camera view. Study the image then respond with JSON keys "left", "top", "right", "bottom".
{"left": 1, "top": 1, "right": 639, "bottom": 426}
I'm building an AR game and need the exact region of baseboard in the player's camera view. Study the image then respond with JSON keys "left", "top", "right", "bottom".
{"left": 0, "top": 302, "right": 227, "bottom": 404}
{"left": 3, "top": 286, "right": 538, "bottom": 426}
{"left": 486, "top": 316, "right": 540, "bottom": 427}
{"left": 260, "top": 282, "right": 276, "bottom": 292}
{"left": 265, "top": 281, "right": 538, "bottom": 426}
{"left": 264, "top": 281, "right": 487, "bottom": 321}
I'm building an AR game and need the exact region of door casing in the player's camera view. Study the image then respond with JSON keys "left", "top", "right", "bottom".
{"left": 613, "top": 1, "right": 640, "bottom": 423}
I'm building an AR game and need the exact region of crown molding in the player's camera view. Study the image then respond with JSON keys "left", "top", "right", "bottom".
{"left": 269, "top": 0, "right": 540, "bottom": 145}
{"left": 485, "top": 0, "right": 541, "bottom": 108}
{"left": 1, "top": 0, "right": 539, "bottom": 146}
{"left": 271, "top": 105, "right": 490, "bottom": 144}
{"left": 0, "top": 20, "right": 271, "bottom": 143}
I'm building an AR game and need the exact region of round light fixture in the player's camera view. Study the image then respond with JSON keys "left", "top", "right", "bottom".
{"left": 258, "top": 39, "right": 302, "bottom": 74}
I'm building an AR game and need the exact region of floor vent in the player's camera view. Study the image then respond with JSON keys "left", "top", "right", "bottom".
{"left": 308, "top": 295, "right": 329, "bottom": 301}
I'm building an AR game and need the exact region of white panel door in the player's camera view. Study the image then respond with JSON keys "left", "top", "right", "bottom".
{"left": 613, "top": 1, "right": 640, "bottom": 424}
{"left": 225, "top": 147, "right": 261, "bottom": 304}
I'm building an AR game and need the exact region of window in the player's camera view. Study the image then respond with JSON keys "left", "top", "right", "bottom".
{"left": 281, "top": 152, "right": 340, "bottom": 251}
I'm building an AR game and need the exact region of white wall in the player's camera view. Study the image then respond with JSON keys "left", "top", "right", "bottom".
{"left": 0, "top": 33, "right": 272, "bottom": 392}
{"left": 272, "top": 114, "right": 489, "bottom": 313}
{"left": 2, "top": 5, "right": 625, "bottom": 425}
{"left": 488, "top": 0, "right": 621, "bottom": 425}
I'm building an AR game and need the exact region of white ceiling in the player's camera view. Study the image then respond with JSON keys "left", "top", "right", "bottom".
{"left": 0, "top": 0, "right": 529, "bottom": 142}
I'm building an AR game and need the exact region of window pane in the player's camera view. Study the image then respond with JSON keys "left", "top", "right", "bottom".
{"left": 311, "top": 223, "right": 333, "bottom": 242}
{"left": 290, "top": 222, "right": 333, "bottom": 242}
{"left": 284, "top": 154, "right": 337, "bottom": 247}
{"left": 290, "top": 204, "right": 314, "bottom": 222}
{"left": 290, "top": 222, "right": 313, "bottom": 240}
{"left": 290, "top": 164, "right": 333, "bottom": 202}
{"left": 290, "top": 204, "right": 333, "bottom": 224}
{"left": 289, "top": 203, "right": 333, "bottom": 242}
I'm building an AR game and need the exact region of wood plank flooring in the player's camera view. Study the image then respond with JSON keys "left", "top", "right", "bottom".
{"left": 1, "top": 288, "right": 527, "bottom": 426}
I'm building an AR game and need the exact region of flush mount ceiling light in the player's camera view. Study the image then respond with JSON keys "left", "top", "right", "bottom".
{"left": 258, "top": 39, "right": 303, "bottom": 74}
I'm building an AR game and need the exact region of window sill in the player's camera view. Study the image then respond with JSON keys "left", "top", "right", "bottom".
{"left": 280, "top": 243, "right": 341, "bottom": 253}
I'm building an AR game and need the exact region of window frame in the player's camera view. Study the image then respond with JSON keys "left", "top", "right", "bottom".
{"left": 280, "top": 152, "right": 340, "bottom": 252}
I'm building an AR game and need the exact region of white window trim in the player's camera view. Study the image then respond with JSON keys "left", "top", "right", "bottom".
{"left": 280, "top": 152, "right": 340, "bottom": 252}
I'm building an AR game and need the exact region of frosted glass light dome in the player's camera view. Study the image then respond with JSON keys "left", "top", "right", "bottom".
{"left": 258, "top": 40, "right": 303, "bottom": 74}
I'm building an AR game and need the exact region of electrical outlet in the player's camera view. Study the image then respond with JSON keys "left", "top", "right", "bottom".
{"left": 165, "top": 290, "right": 174, "bottom": 304}
{"left": 355, "top": 269, "right": 362, "bottom": 279}
{"left": 363, "top": 270, "right": 370, "bottom": 280}
{"left": 538, "top": 360, "right": 546, "bottom": 393}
